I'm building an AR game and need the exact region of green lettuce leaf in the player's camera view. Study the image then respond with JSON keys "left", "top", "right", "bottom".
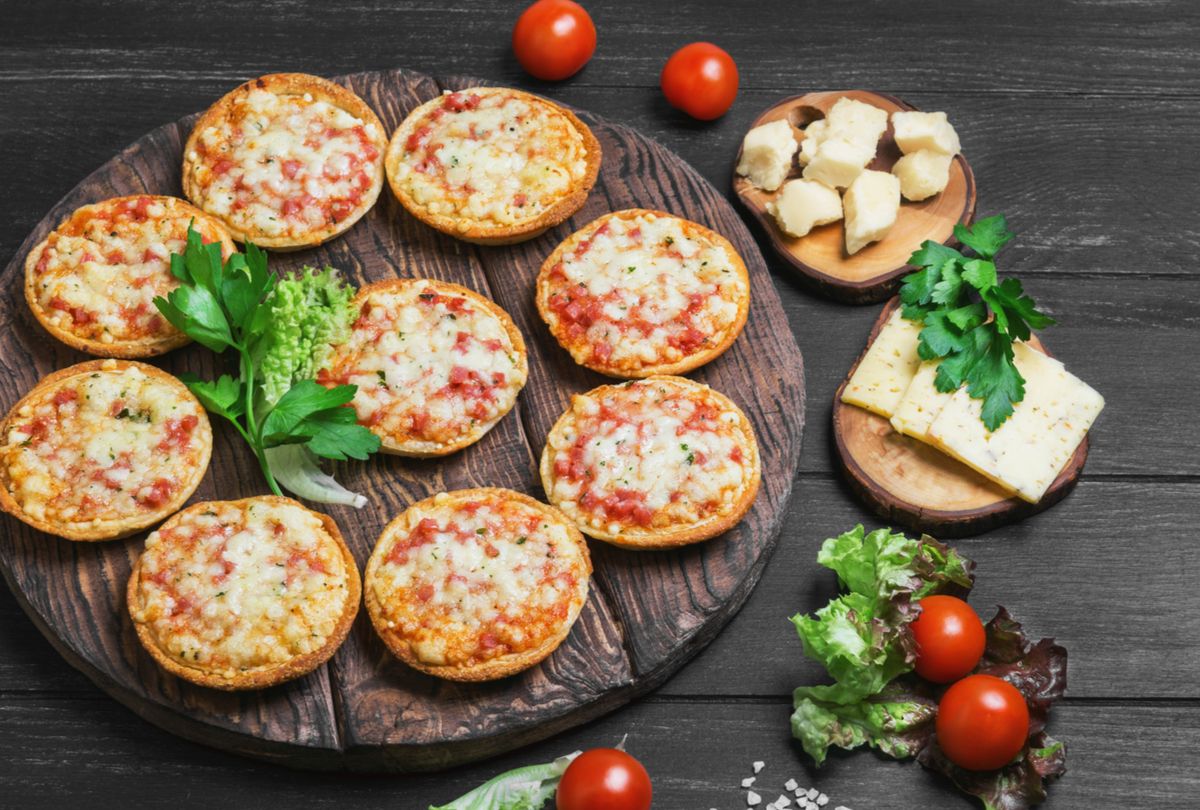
{"left": 792, "top": 676, "right": 937, "bottom": 765}
{"left": 429, "top": 752, "right": 580, "bottom": 810}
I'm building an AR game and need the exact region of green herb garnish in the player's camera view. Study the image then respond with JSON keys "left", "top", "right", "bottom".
{"left": 899, "top": 215, "right": 1054, "bottom": 430}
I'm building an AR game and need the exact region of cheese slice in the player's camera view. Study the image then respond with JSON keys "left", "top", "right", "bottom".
{"left": 927, "top": 342, "right": 1105, "bottom": 503}
{"left": 841, "top": 309, "right": 923, "bottom": 418}
{"left": 889, "top": 360, "right": 955, "bottom": 440}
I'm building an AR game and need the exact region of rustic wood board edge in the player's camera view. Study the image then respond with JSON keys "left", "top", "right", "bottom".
{"left": 0, "top": 66, "right": 807, "bottom": 772}
{"left": 831, "top": 297, "right": 1086, "bottom": 537}
{"left": 732, "top": 91, "right": 977, "bottom": 304}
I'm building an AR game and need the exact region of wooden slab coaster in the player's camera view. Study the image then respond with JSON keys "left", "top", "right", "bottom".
{"left": 832, "top": 298, "right": 1088, "bottom": 537}
{"left": 733, "top": 90, "right": 977, "bottom": 304}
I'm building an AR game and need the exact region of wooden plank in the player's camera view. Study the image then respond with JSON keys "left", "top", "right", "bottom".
{"left": 658, "top": 477, "right": 1200, "bottom": 699}
{"left": 0, "top": 692, "right": 1195, "bottom": 808}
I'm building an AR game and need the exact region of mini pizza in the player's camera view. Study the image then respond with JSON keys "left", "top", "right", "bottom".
{"left": 0, "top": 360, "right": 212, "bottom": 541}
{"left": 182, "top": 72, "right": 387, "bottom": 249}
{"left": 24, "top": 195, "right": 235, "bottom": 357}
{"left": 127, "top": 496, "right": 359, "bottom": 690}
{"left": 363, "top": 488, "right": 590, "bottom": 681}
{"left": 541, "top": 376, "right": 761, "bottom": 548}
{"left": 536, "top": 209, "right": 751, "bottom": 378}
{"left": 318, "top": 279, "right": 528, "bottom": 457}
{"left": 384, "top": 87, "right": 601, "bottom": 244}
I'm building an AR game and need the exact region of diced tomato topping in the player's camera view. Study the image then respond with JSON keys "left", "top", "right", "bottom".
{"left": 484, "top": 544, "right": 499, "bottom": 559}
{"left": 668, "top": 325, "right": 708, "bottom": 354}
{"left": 405, "top": 125, "right": 431, "bottom": 152}
{"left": 417, "top": 583, "right": 435, "bottom": 602}
{"left": 452, "top": 331, "right": 473, "bottom": 353}
{"left": 479, "top": 632, "right": 499, "bottom": 650}
{"left": 108, "top": 399, "right": 125, "bottom": 417}
{"left": 136, "top": 477, "right": 174, "bottom": 508}
{"left": 442, "top": 92, "right": 482, "bottom": 113}
{"left": 730, "top": 446, "right": 744, "bottom": 463}
{"left": 281, "top": 193, "right": 316, "bottom": 218}
{"left": 211, "top": 158, "right": 235, "bottom": 176}
{"left": 48, "top": 296, "right": 96, "bottom": 325}
{"left": 591, "top": 488, "right": 655, "bottom": 527}
{"left": 105, "top": 249, "right": 125, "bottom": 264}
{"left": 52, "top": 388, "right": 78, "bottom": 408}
{"left": 513, "top": 192, "right": 527, "bottom": 208}
{"left": 592, "top": 342, "right": 613, "bottom": 363}
{"left": 482, "top": 338, "right": 503, "bottom": 352}
{"left": 281, "top": 159, "right": 304, "bottom": 179}
{"left": 329, "top": 200, "right": 353, "bottom": 221}
{"left": 409, "top": 409, "right": 430, "bottom": 435}
{"left": 158, "top": 414, "right": 199, "bottom": 452}
{"left": 141, "top": 247, "right": 160, "bottom": 263}
{"left": 131, "top": 196, "right": 155, "bottom": 220}
{"left": 288, "top": 549, "right": 328, "bottom": 575}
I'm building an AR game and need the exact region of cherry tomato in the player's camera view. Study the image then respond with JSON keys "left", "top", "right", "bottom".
{"left": 659, "top": 42, "right": 739, "bottom": 120}
{"left": 556, "top": 748, "right": 652, "bottom": 810}
{"left": 512, "top": 0, "right": 597, "bottom": 81}
{"left": 911, "top": 594, "right": 986, "bottom": 683}
{"left": 936, "top": 674, "right": 1030, "bottom": 771}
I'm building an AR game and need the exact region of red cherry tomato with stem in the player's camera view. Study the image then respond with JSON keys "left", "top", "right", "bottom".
{"left": 659, "top": 42, "right": 739, "bottom": 120}
{"left": 556, "top": 747, "right": 652, "bottom": 810}
{"left": 911, "top": 594, "right": 986, "bottom": 683}
{"left": 512, "top": 0, "right": 597, "bottom": 81}
{"left": 936, "top": 674, "right": 1030, "bottom": 771}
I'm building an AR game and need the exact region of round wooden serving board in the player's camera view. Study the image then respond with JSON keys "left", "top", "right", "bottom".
{"left": 0, "top": 69, "right": 805, "bottom": 771}
{"left": 833, "top": 298, "right": 1086, "bottom": 538}
{"left": 733, "top": 90, "right": 977, "bottom": 304}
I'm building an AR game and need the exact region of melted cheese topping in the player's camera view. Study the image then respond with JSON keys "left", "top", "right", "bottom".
{"left": 30, "top": 197, "right": 227, "bottom": 346}
{"left": 545, "top": 379, "right": 757, "bottom": 537}
{"left": 1, "top": 363, "right": 206, "bottom": 529}
{"left": 541, "top": 212, "right": 746, "bottom": 373}
{"left": 132, "top": 499, "right": 350, "bottom": 676}
{"left": 187, "top": 87, "right": 381, "bottom": 239}
{"left": 320, "top": 282, "right": 527, "bottom": 450}
{"left": 368, "top": 492, "right": 586, "bottom": 668}
{"left": 391, "top": 89, "right": 591, "bottom": 227}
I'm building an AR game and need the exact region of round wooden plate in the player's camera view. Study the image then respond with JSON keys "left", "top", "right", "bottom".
{"left": 833, "top": 298, "right": 1086, "bottom": 538}
{"left": 732, "top": 90, "right": 977, "bottom": 304}
{"left": 0, "top": 69, "right": 805, "bottom": 771}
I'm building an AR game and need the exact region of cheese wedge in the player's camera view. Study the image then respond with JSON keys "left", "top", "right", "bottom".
{"left": 802, "top": 137, "right": 876, "bottom": 190}
{"left": 843, "top": 170, "right": 900, "bottom": 255}
{"left": 736, "top": 119, "right": 797, "bottom": 192}
{"left": 798, "top": 120, "right": 827, "bottom": 166}
{"left": 889, "top": 360, "right": 955, "bottom": 440}
{"left": 927, "top": 342, "right": 1105, "bottom": 503}
{"left": 841, "top": 309, "right": 923, "bottom": 418}
{"left": 891, "top": 111, "right": 961, "bottom": 156}
{"left": 893, "top": 149, "right": 953, "bottom": 202}
{"left": 767, "top": 178, "right": 843, "bottom": 238}
{"left": 825, "top": 97, "right": 889, "bottom": 151}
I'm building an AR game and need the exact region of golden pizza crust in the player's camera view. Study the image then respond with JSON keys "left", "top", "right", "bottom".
{"left": 126, "top": 496, "right": 361, "bottom": 691}
{"left": 540, "top": 375, "right": 761, "bottom": 549}
{"left": 363, "top": 487, "right": 591, "bottom": 682}
{"left": 384, "top": 87, "right": 601, "bottom": 245}
{"left": 0, "top": 360, "right": 213, "bottom": 542}
{"left": 181, "top": 72, "right": 387, "bottom": 250}
{"left": 535, "top": 208, "right": 752, "bottom": 378}
{"left": 23, "top": 196, "right": 236, "bottom": 358}
{"left": 329, "top": 278, "right": 528, "bottom": 457}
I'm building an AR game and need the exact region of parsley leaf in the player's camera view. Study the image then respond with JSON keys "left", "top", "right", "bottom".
{"left": 157, "top": 225, "right": 378, "bottom": 503}
{"left": 899, "top": 215, "right": 1054, "bottom": 430}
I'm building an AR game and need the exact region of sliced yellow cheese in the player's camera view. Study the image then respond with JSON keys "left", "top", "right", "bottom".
{"left": 889, "top": 360, "right": 955, "bottom": 440}
{"left": 926, "top": 342, "right": 1105, "bottom": 503}
{"left": 841, "top": 309, "right": 923, "bottom": 418}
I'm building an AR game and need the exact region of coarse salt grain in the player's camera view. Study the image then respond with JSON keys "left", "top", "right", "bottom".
{"left": 747, "top": 790, "right": 762, "bottom": 806}
{"left": 784, "top": 779, "right": 799, "bottom": 791}
{"left": 753, "top": 761, "right": 765, "bottom": 773}
{"left": 742, "top": 777, "right": 756, "bottom": 788}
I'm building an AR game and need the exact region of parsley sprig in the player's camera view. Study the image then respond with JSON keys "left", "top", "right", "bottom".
{"left": 154, "top": 227, "right": 380, "bottom": 498}
{"left": 899, "top": 215, "right": 1055, "bottom": 430}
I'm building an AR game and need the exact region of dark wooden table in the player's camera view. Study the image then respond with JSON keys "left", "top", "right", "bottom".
{"left": 1, "top": 1, "right": 1197, "bottom": 807}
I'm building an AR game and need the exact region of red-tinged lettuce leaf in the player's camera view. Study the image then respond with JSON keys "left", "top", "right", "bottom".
{"left": 792, "top": 676, "right": 937, "bottom": 765}
{"left": 916, "top": 608, "right": 1069, "bottom": 809}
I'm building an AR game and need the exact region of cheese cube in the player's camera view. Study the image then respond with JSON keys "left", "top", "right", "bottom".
{"left": 927, "top": 342, "right": 1105, "bottom": 503}
{"left": 767, "top": 179, "right": 843, "bottom": 238}
{"left": 843, "top": 170, "right": 900, "bottom": 255}
{"left": 841, "top": 309, "right": 923, "bottom": 417}
{"left": 798, "top": 120, "right": 827, "bottom": 166}
{"left": 890, "top": 360, "right": 956, "bottom": 440}
{"left": 825, "top": 97, "right": 889, "bottom": 151}
{"left": 893, "top": 149, "right": 953, "bottom": 202}
{"left": 737, "top": 119, "right": 798, "bottom": 191}
{"left": 802, "top": 137, "right": 876, "bottom": 189}
{"left": 891, "top": 111, "right": 961, "bottom": 156}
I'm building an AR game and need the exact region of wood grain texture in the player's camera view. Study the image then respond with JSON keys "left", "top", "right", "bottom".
{"left": 0, "top": 67, "right": 805, "bottom": 770}
{"left": 832, "top": 297, "right": 1086, "bottom": 536}
{"left": 733, "top": 91, "right": 976, "bottom": 303}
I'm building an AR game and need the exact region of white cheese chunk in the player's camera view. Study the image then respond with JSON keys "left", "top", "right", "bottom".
{"left": 802, "top": 137, "right": 876, "bottom": 189}
{"left": 825, "top": 97, "right": 888, "bottom": 151}
{"left": 737, "top": 119, "right": 798, "bottom": 191}
{"left": 843, "top": 170, "right": 900, "bottom": 254}
{"left": 841, "top": 308, "right": 923, "bottom": 417}
{"left": 927, "top": 342, "right": 1105, "bottom": 503}
{"left": 890, "top": 359, "right": 956, "bottom": 440}
{"left": 767, "top": 178, "right": 843, "bottom": 238}
{"left": 893, "top": 149, "right": 953, "bottom": 201}
{"left": 798, "top": 120, "right": 827, "bottom": 166}
{"left": 891, "top": 110, "right": 961, "bottom": 156}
